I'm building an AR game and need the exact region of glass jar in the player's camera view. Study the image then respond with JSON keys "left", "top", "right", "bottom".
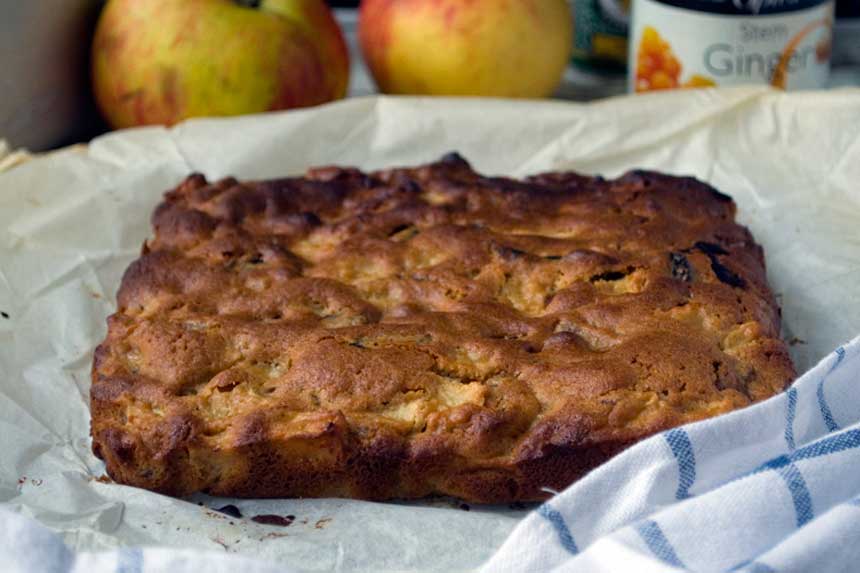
{"left": 570, "top": 0, "right": 631, "bottom": 71}
{"left": 833, "top": 0, "right": 860, "bottom": 65}
{"left": 629, "top": 0, "right": 835, "bottom": 92}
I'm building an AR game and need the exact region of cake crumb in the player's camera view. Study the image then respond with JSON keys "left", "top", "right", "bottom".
{"left": 252, "top": 514, "right": 294, "bottom": 527}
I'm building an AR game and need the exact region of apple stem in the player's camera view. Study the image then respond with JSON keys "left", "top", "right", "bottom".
{"left": 234, "top": 0, "right": 262, "bottom": 8}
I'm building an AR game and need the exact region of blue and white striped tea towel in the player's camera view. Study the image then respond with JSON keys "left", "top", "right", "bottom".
{"left": 481, "top": 335, "right": 860, "bottom": 573}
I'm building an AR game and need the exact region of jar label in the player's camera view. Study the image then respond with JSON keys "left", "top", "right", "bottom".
{"left": 630, "top": 0, "right": 834, "bottom": 91}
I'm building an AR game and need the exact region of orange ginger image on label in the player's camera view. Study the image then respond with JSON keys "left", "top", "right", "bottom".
{"left": 636, "top": 27, "right": 716, "bottom": 92}
{"left": 770, "top": 19, "right": 832, "bottom": 89}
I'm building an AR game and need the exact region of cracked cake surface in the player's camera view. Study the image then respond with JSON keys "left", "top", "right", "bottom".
{"left": 90, "top": 153, "right": 795, "bottom": 502}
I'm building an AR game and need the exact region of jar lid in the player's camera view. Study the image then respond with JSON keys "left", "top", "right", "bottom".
{"left": 648, "top": 0, "right": 831, "bottom": 16}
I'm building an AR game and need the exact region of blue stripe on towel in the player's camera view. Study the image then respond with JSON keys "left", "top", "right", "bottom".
{"left": 728, "top": 559, "right": 776, "bottom": 572}
{"left": 816, "top": 382, "right": 839, "bottom": 431}
{"left": 832, "top": 346, "right": 847, "bottom": 370}
{"left": 746, "top": 426, "right": 860, "bottom": 528}
{"left": 757, "top": 428, "right": 860, "bottom": 472}
{"left": 784, "top": 387, "right": 798, "bottom": 451}
{"left": 816, "top": 346, "right": 846, "bottom": 432}
{"left": 749, "top": 428, "right": 860, "bottom": 526}
{"left": 116, "top": 547, "right": 143, "bottom": 573}
{"left": 665, "top": 429, "right": 696, "bottom": 499}
{"left": 537, "top": 503, "right": 579, "bottom": 554}
{"left": 776, "top": 463, "right": 814, "bottom": 527}
{"left": 636, "top": 520, "right": 685, "bottom": 568}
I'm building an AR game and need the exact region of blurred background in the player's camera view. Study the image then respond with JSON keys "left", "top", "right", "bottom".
{"left": 1, "top": 0, "right": 857, "bottom": 152}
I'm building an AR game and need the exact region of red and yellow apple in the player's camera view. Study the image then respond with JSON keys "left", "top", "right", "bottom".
{"left": 359, "top": 0, "right": 573, "bottom": 98}
{"left": 92, "top": 0, "right": 349, "bottom": 129}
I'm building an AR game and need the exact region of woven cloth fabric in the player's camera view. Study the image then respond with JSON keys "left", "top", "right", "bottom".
{"left": 481, "top": 336, "right": 860, "bottom": 572}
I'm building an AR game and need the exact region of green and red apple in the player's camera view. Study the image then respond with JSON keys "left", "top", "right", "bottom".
{"left": 359, "top": 0, "right": 573, "bottom": 98}
{"left": 92, "top": 0, "right": 349, "bottom": 129}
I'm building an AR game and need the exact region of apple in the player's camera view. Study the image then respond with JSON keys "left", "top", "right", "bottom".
{"left": 359, "top": 0, "right": 572, "bottom": 98}
{"left": 92, "top": 0, "right": 349, "bottom": 129}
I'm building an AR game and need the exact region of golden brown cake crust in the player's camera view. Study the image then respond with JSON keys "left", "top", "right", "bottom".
{"left": 90, "top": 153, "right": 795, "bottom": 503}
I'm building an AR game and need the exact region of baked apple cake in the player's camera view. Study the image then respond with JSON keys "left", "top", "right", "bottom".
{"left": 91, "top": 153, "right": 794, "bottom": 502}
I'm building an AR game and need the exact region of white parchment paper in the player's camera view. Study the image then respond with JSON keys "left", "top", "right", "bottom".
{"left": 1, "top": 87, "right": 859, "bottom": 572}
